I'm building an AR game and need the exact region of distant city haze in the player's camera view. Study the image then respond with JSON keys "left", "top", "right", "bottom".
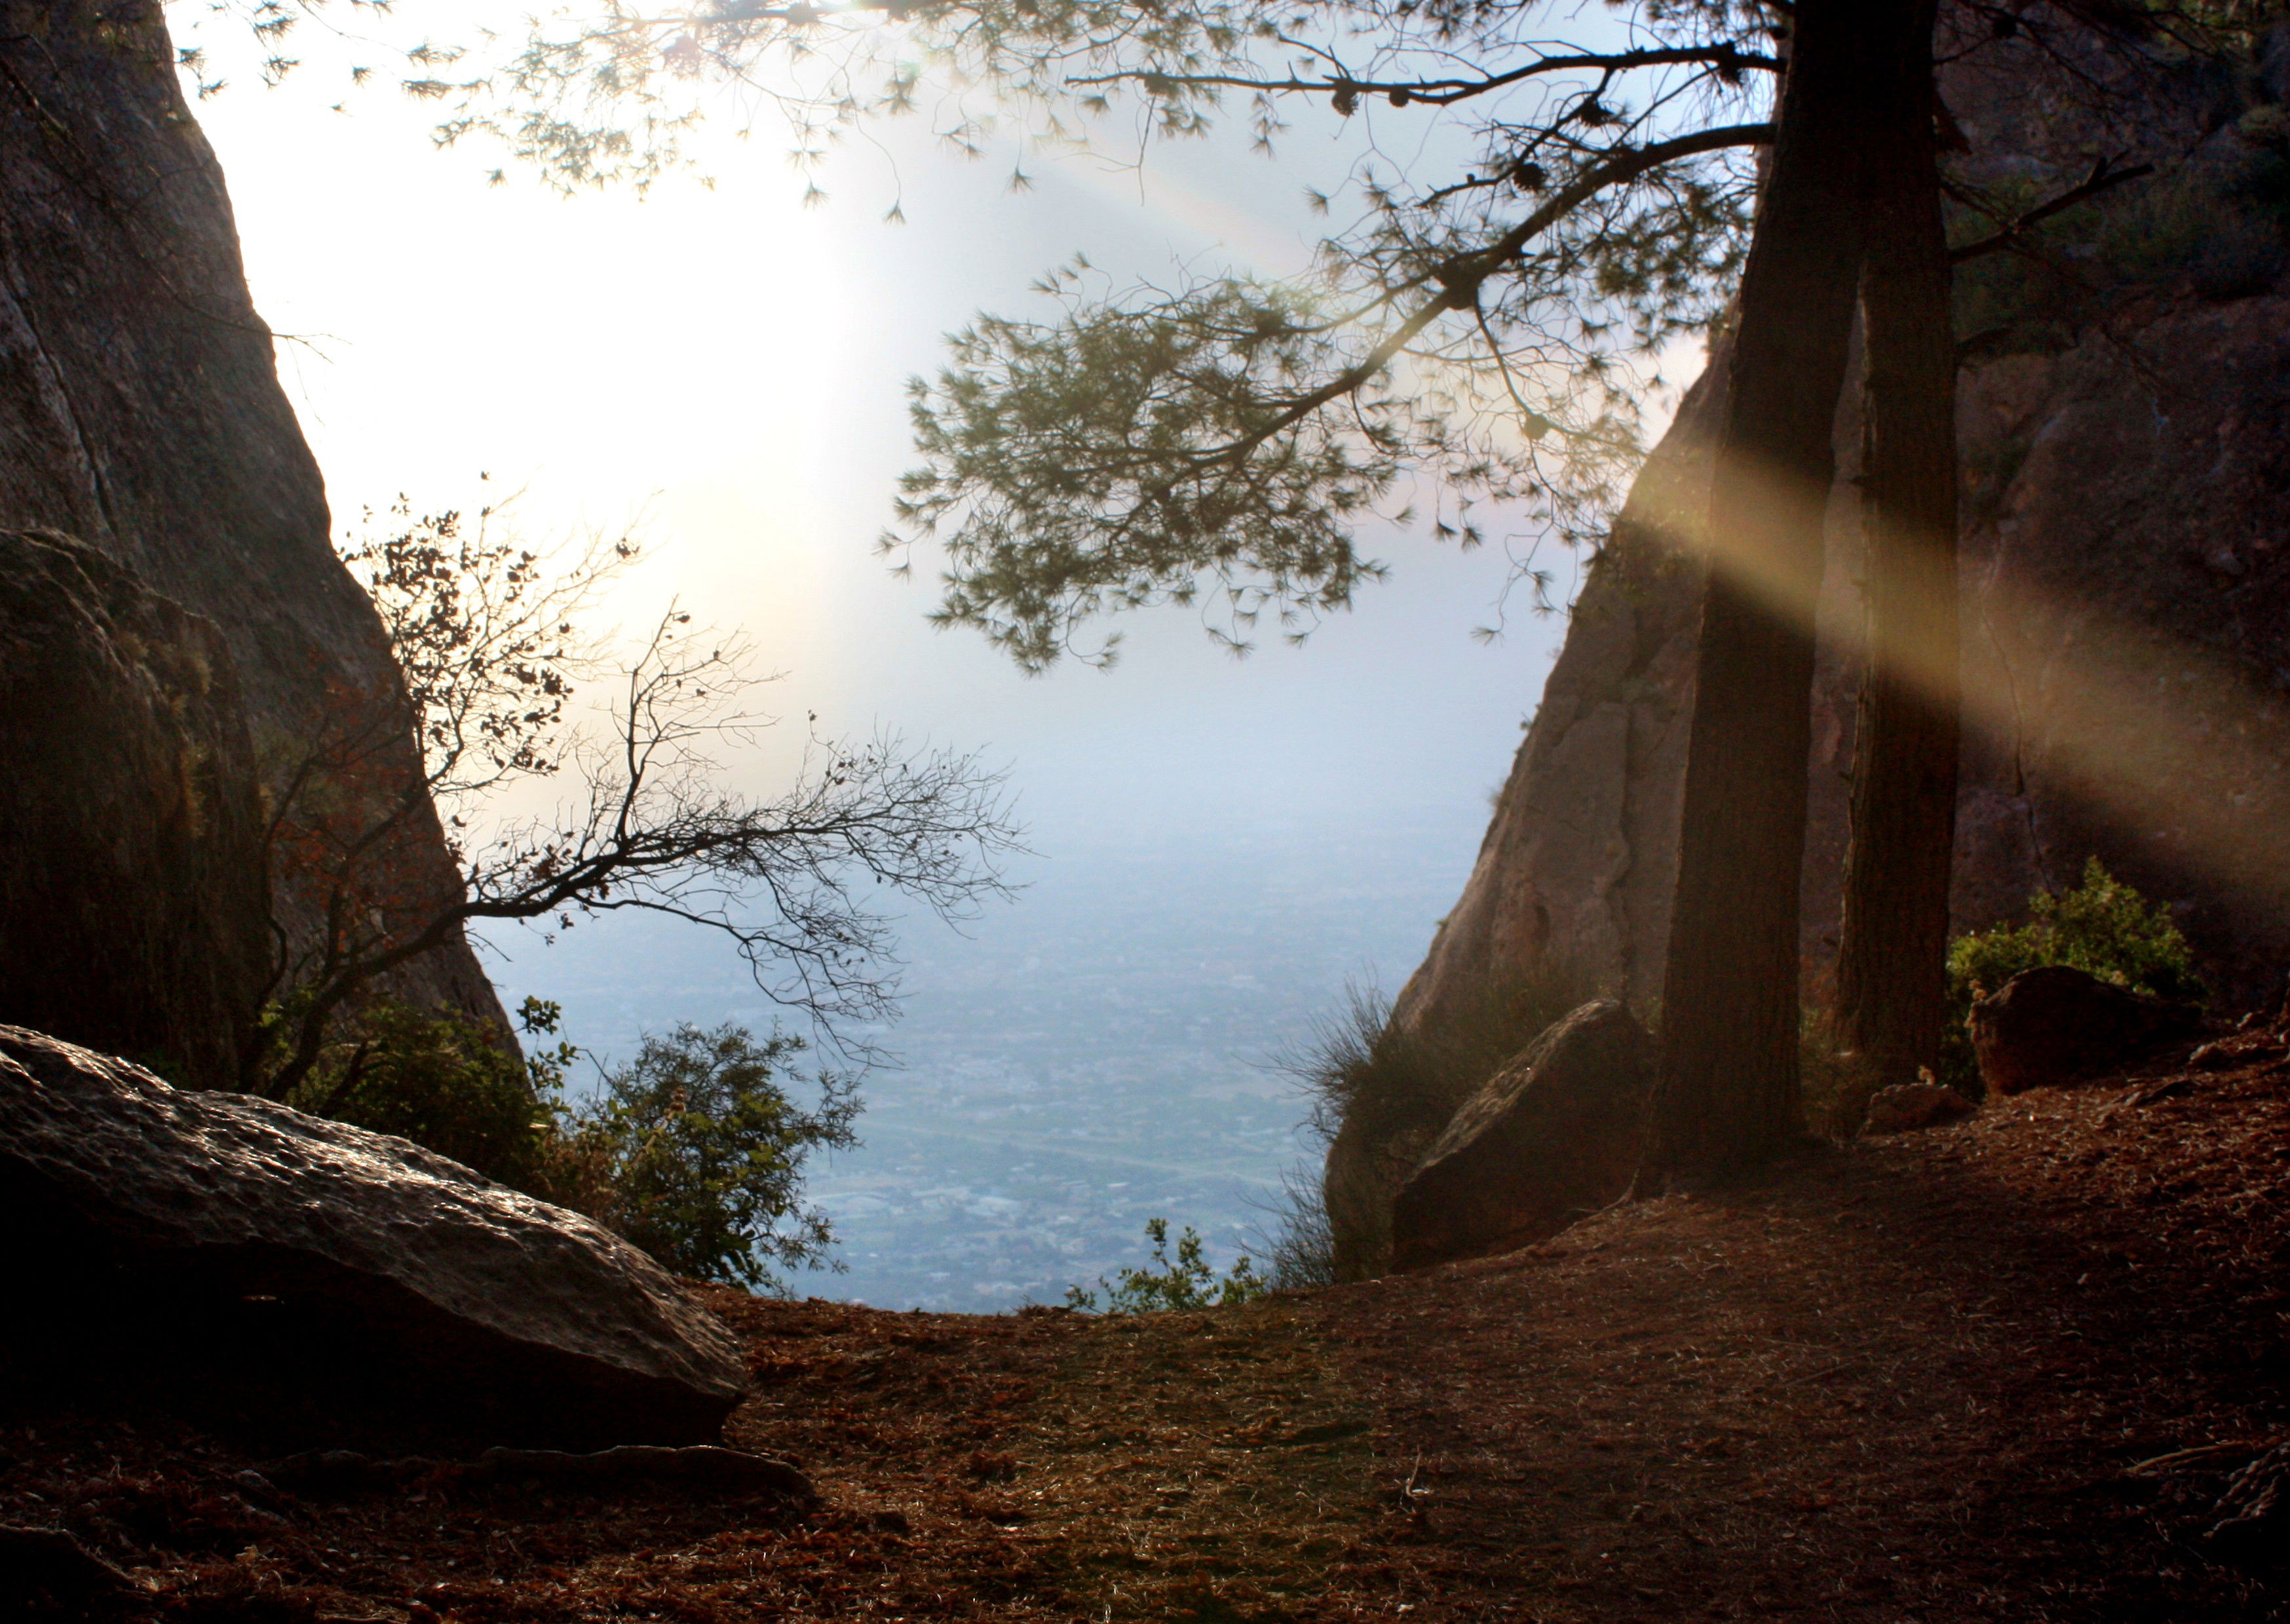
{"left": 184, "top": 14, "right": 1688, "bottom": 1305}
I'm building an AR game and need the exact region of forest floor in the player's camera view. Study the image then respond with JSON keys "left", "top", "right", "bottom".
{"left": 5, "top": 1038, "right": 2287, "bottom": 1623}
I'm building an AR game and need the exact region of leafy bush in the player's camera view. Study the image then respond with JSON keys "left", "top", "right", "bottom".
{"left": 284, "top": 996, "right": 561, "bottom": 1190}
{"left": 554, "top": 1023, "right": 861, "bottom": 1290}
{"left": 277, "top": 998, "right": 857, "bottom": 1291}
{"left": 1939, "top": 858, "right": 2205, "bottom": 1088}
{"left": 1064, "top": 1218, "right": 1268, "bottom": 1313}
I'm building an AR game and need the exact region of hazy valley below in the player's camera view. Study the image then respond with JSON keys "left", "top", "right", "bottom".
{"left": 480, "top": 806, "right": 1485, "bottom": 1311}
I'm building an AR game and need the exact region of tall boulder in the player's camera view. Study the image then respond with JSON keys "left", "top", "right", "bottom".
{"left": 0, "top": 531, "right": 269, "bottom": 1088}
{"left": 0, "top": 1028, "right": 748, "bottom": 1445}
{"left": 0, "top": 0, "right": 499, "bottom": 1024}
{"left": 1389, "top": 1002, "right": 1655, "bottom": 1271}
{"left": 1968, "top": 966, "right": 2202, "bottom": 1095}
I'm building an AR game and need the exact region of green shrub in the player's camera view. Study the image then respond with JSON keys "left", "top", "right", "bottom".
{"left": 278, "top": 998, "right": 857, "bottom": 1291}
{"left": 555, "top": 1023, "right": 861, "bottom": 1290}
{"left": 1065, "top": 1218, "right": 1268, "bottom": 1313}
{"left": 286, "top": 996, "right": 560, "bottom": 1190}
{"left": 1939, "top": 858, "right": 2205, "bottom": 1088}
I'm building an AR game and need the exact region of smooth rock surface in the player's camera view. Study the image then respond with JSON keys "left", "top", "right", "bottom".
{"left": 1390, "top": 1002, "right": 1654, "bottom": 1271}
{"left": 1968, "top": 967, "right": 2202, "bottom": 1096}
{"left": 0, "top": 1029, "right": 747, "bottom": 1444}
{"left": 0, "top": 531, "right": 269, "bottom": 1088}
{"left": 1861, "top": 1080, "right": 1977, "bottom": 1136}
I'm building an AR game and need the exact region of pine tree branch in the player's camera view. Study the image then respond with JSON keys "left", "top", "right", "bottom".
{"left": 1162, "top": 121, "right": 1772, "bottom": 474}
{"left": 1067, "top": 43, "right": 1776, "bottom": 109}
{"left": 1947, "top": 154, "right": 2154, "bottom": 264}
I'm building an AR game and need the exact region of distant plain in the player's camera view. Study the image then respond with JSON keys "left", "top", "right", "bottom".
{"left": 482, "top": 806, "right": 1483, "bottom": 1310}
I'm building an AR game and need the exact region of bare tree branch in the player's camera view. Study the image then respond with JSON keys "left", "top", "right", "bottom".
{"left": 257, "top": 524, "right": 1021, "bottom": 1095}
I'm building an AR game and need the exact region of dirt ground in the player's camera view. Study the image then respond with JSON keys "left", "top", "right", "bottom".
{"left": 5, "top": 1040, "right": 2285, "bottom": 1622}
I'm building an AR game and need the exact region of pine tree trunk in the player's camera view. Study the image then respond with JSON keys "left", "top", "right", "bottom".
{"left": 1835, "top": 0, "right": 1960, "bottom": 1091}
{"left": 1644, "top": 0, "right": 1889, "bottom": 1181}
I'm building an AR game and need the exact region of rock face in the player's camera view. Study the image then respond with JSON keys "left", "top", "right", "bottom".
{"left": 1326, "top": 1106, "right": 1449, "bottom": 1285}
{"left": 0, "top": 1028, "right": 748, "bottom": 1445}
{"left": 1861, "top": 1080, "right": 1977, "bottom": 1137}
{"left": 1389, "top": 1002, "right": 1654, "bottom": 1271}
{"left": 1398, "top": 284, "right": 2290, "bottom": 1051}
{"left": 0, "top": 531, "right": 269, "bottom": 1089}
{"left": 1968, "top": 967, "right": 2202, "bottom": 1096}
{"left": 0, "top": 1, "right": 498, "bottom": 1024}
{"left": 1393, "top": 30, "right": 2290, "bottom": 1067}
{"left": 1392, "top": 369, "right": 1724, "bottom": 1029}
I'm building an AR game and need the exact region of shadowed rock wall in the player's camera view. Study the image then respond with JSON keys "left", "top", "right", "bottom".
{"left": 1396, "top": 14, "right": 2290, "bottom": 1044}
{"left": 0, "top": 529, "right": 269, "bottom": 1087}
{"left": 1396, "top": 279, "right": 2290, "bottom": 1049}
{"left": 0, "top": 0, "right": 500, "bottom": 1025}
{"left": 1339, "top": 14, "right": 2290, "bottom": 1283}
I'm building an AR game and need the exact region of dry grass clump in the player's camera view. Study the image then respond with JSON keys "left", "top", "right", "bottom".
{"left": 1279, "top": 956, "right": 1611, "bottom": 1280}
{"left": 1289, "top": 956, "right": 1604, "bottom": 1153}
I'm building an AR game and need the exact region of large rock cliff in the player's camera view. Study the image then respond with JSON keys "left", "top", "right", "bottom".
{"left": 1398, "top": 282, "right": 2290, "bottom": 1049}
{"left": 0, "top": 530, "right": 271, "bottom": 1088}
{"left": 1395, "top": 28, "right": 2290, "bottom": 1051}
{"left": 0, "top": 0, "right": 499, "bottom": 1024}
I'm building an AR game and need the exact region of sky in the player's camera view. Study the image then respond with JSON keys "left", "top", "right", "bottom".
{"left": 173, "top": 3, "right": 1675, "bottom": 1304}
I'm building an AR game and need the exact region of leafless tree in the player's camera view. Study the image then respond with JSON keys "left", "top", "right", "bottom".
{"left": 256, "top": 500, "right": 1020, "bottom": 1097}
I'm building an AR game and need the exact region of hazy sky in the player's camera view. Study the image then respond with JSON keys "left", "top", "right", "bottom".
{"left": 181, "top": 7, "right": 1588, "bottom": 853}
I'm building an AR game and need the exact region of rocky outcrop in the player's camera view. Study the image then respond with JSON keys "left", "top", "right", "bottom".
{"left": 1394, "top": 28, "right": 2290, "bottom": 1055}
{"left": 0, "top": 1, "right": 497, "bottom": 1024}
{"left": 0, "top": 1028, "right": 747, "bottom": 1445}
{"left": 1392, "top": 367, "right": 1725, "bottom": 1029}
{"left": 1946, "top": 297, "right": 2290, "bottom": 992}
{"left": 0, "top": 531, "right": 269, "bottom": 1088}
{"left": 1347, "top": 29, "right": 2290, "bottom": 1277}
{"left": 1388, "top": 1002, "right": 1654, "bottom": 1270}
{"left": 1861, "top": 1080, "right": 1977, "bottom": 1136}
{"left": 1399, "top": 290, "right": 2290, "bottom": 1052}
{"left": 1968, "top": 967, "right": 2202, "bottom": 1095}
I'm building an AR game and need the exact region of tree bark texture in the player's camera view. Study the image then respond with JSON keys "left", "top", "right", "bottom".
{"left": 1646, "top": 0, "right": 1890, "bottom": 1179}
{"left": 1835, "top": 0, "right": 1962, "bottom": 1088}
